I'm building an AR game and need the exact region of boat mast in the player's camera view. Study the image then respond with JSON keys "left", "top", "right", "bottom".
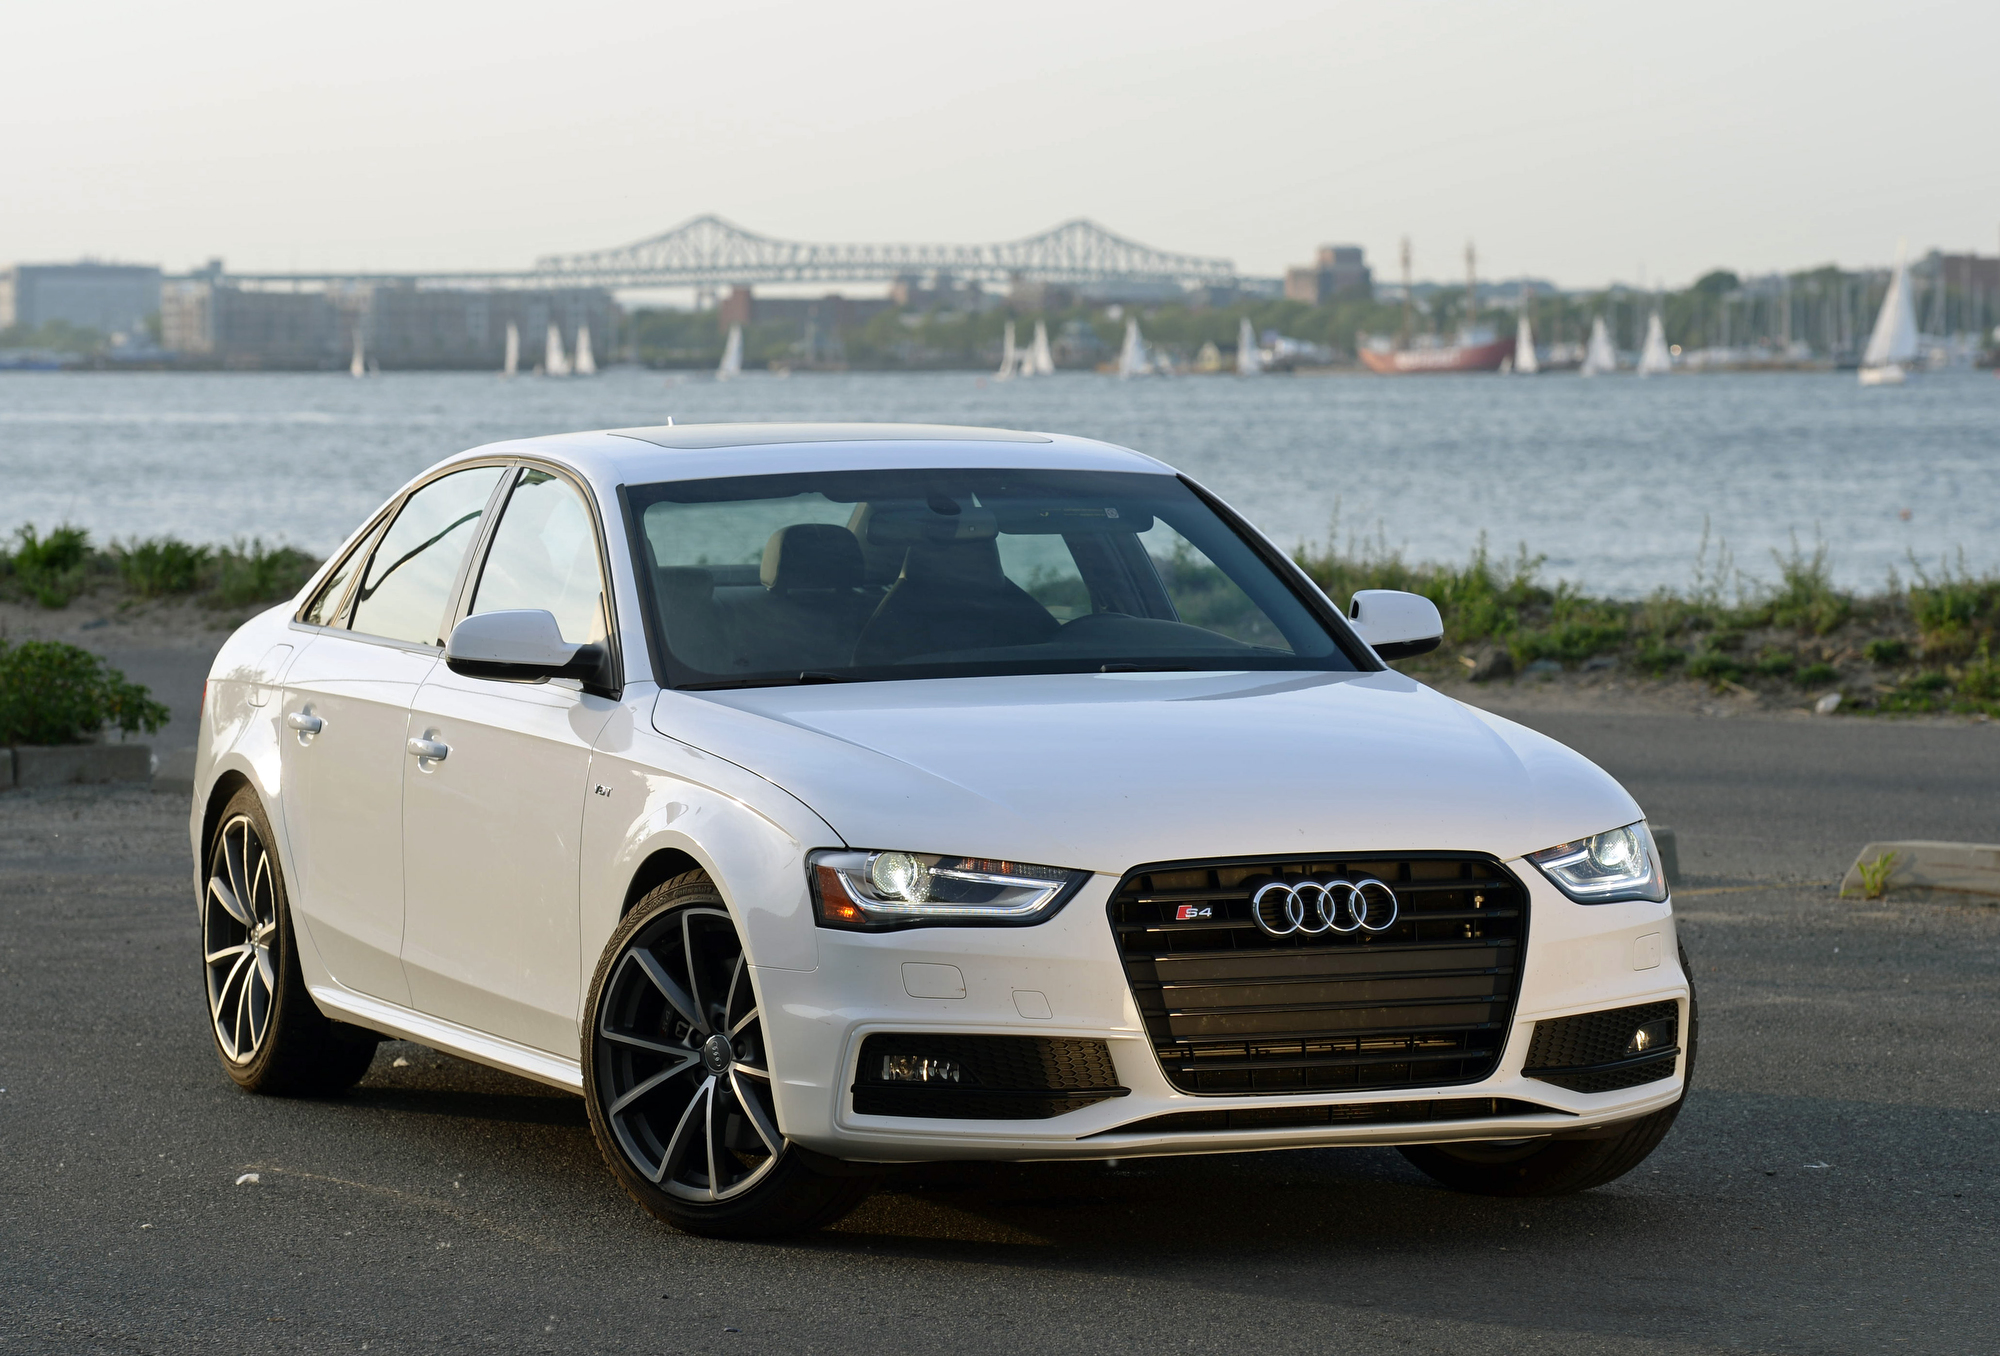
{"left": 1463, "top": 242, "right": 1476, "bottom": 340}
{"left": 1398, "top": 237, "right": 1413, "bottom": 348}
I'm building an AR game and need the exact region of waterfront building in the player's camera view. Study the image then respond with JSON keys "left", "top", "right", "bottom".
{"left": 159, "top": 280, "right": 617, "bottom": 369}
{"left": 0, "top": 262, "right": 162, "bottom": 336}
{"left": 1284, "top": 246, "right": 1372, "bottom": 304}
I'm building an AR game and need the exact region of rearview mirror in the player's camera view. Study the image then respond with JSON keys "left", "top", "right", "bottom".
{"left": 447, "top": 609, "right": 606, "bottom": 684}
{"left": 1348, "top": 590, "right": 1443, "bottom": 661}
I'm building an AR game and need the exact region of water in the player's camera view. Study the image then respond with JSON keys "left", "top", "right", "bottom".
{"left": 2, "top": 369, "right": 1994, "bottom": 596}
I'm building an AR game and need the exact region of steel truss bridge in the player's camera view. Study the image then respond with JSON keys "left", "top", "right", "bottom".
{"left": 213, "top": 215, "right": 1239, "bottom": 292}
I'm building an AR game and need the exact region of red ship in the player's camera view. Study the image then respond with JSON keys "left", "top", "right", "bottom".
{"left": 1358, "top": 336, "right": 1513, "bottom": 374}
{"left": 1359, "top": 238, "right": 1512, "bottom": 374}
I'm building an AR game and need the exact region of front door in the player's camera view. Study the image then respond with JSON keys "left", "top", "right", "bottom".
{"left": 280, "top": 463, "right": 506, "bottom": 1006}
{"left": 401, "top": 467, "right": 617, "bottom": 1054}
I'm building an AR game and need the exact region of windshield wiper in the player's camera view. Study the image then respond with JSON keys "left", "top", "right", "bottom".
{"left": 1100, "top": 662, "right": 1194, "bottom": 673}
{"left": 682, "top": 670, "right": 849, "bottom": 691}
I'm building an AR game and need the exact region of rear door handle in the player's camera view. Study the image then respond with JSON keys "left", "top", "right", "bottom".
{"left": 407, "top": 737, "right": 450, "bottom": 762}
{"left": 286, "top": 712, "right": 324, "bottom": 734}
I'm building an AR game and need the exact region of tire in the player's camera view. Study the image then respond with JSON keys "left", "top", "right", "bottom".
{"left": 202, "top": 786, "right": 380, "bottom": 1096}
{"left": 1399, "top": 944, "right": 1699, "bottom": 1197}
{"left": 583, "top": 871, "right": 878, "bottom": 1239}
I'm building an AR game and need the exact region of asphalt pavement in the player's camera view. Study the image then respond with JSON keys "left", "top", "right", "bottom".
{"left": 2, "top": 713, "right": 1996, "bottom": 1354}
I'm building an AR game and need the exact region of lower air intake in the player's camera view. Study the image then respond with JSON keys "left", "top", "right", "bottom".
{"left": 1524, "top": 1001, "right": 1681, "bottom": 1093}
{"left": 851, "top": 1033, "right": 1126, "bottom": 1120}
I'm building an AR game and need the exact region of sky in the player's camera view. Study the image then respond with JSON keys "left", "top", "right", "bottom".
{"left": 5, "top": 0, "right": 1996, "bottom": 290}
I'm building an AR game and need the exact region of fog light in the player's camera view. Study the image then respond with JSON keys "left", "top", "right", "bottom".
{"left": 1626, "top": 1018, "right": 1676, "bottom": 1056}
{"left": 880, "top": 1055, "right": 962, "bottom": 1084}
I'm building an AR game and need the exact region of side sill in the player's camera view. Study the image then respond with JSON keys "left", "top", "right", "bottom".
{"left": 309, "top": 984, "right": 583, "bottom": 1094}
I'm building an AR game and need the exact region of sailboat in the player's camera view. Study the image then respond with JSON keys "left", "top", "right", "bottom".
{"left": 1117, "top": 317, "right": 1151, "bottom": 377}
{"left": 1237, "top": 317, "right": 1263, "bottom": 375}
{"left": 1859, "top": 244, "right": 1919, "bottom": 386}
{"left": 1580, "top": 316, "right": 1618, "bottom": 376}
{"left": 995, "top": 321, "right": 1017, "bottom": 381}
{"left": 349, "top": 329, "right": 366, "bottom": 379}
{"left": 502, "top": 322, "right": 519, "bottom": 378}
{"left": 716, "top": 323, "right": 743, "bottom": 380}
{"left": 1637, "top": 312, "right": 1671, "bottom": 376}
{"left": 574, "top": 325, "right": 597, "bottom": 376}
{"left": 1030, "top": 320, "right": 1055, "bottom": 376}
{"left": 1359, "top": 241, "right": 1513, "bottom": 374}
{"left": 1513, "top": 315, "right": 1539, "bottom": 374}
{"left": 544, "top": 323, "right": 571, "bottom": 378}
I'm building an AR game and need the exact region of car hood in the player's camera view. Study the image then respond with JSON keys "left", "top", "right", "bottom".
{"left": 650, "top": 670, "right": 1640, "bottom": 874}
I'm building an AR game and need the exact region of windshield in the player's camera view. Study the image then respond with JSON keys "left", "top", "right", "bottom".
{"left": 625, "top": 468, "right": 1363, "bottom": 687}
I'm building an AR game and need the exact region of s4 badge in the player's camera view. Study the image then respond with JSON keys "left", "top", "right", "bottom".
{"left": 1174, "top": 904, "right": 1213, "bottom": 921}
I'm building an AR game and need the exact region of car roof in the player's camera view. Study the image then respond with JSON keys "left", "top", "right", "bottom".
{"left": 430, "top": 422, "right": 1176, "bottom": 493}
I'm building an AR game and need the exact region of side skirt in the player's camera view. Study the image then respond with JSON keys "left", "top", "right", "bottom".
{"left": 309, "top": 983, "right": 584, "bottom": 1093}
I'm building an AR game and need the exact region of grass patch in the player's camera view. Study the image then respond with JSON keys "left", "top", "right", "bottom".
{"left": 2, "top": 525, "right": 318, "bottom": 613}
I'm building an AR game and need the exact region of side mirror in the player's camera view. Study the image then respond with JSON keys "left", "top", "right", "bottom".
{"left": 447, "top": 610, "right": 606, "bottom": 684}
{"left": 1348, "top": 590, "right": 1443, "bottom": 661}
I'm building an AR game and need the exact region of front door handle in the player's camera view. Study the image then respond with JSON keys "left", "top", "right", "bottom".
{"left": 286, "top": 711, "right": 324, "bottom": 735}
{"left": 407, "top": 737, "right": 450, "bottom": 762}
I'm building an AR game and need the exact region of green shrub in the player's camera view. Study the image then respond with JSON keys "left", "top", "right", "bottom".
{"left": 0, "top": 639, "right": 170, "bottom": 746}
{"left": 1634, "top": 639, "right": 1687, "bottom": 675}
{"left": 209, "top": 539, "right": 317, "bottom": 609}
{"left": 1687, "top": 651, "right": 1746, "bottom": 683}
{"left": 1763, "top": 536, "right": 1851, "bottom": 636}
{"left": 1862, "top": 637, "right": 1909, "bottom": 666}
{"left": 116, "top": 537, "right": 213, "bottom": 597}
{"left": 9, "top": 523, "right": 92, "bottom": 608}
{"left": 1796, "top": 661, "right": 1838, "bottom": 686}
{"left": 1907, "top": 555, "right": 2000, "bottom": 658}
{"left": 1753, "top": 650, "right": 1797, "bottom": 677}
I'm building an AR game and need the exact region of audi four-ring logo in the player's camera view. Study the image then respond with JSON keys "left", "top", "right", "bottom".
{"left": 1250, "top": 877, "right": 1399, "bottom": 936}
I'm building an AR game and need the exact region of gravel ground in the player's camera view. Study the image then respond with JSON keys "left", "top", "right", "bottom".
{"left": 2, "top": 720, "right": 1997, "bottom": 1354}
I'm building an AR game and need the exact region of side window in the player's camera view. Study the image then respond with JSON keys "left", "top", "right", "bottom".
{"left": 349, "top": 465, "right": 505, "bottom": 645}
{"left": 471, "top": 468, "right": 607, "bottom": 645}
{"left": 300, "top": 519, "right": 381, "bottom": 627}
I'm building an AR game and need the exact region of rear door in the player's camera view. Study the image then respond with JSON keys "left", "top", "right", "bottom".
{"left": 279, "top": 464, "right": 506, "bottom": 1005}
{"left": 399, "top": 466, "right": 618, "bottom": 1053}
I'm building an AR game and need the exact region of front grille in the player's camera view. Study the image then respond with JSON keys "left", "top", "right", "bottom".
{"left": 851, "top": 1034, "right": 1127, "bottom": 1120}
{"left": 1111, "top": 853, "right": 1528, "bottom": 1096}
{"left": 1096, "top": 1096, "right": 1560, "bottom": 1137}
{"left": 1524, "top": 1001, "right": 1680, "bottom": 1094}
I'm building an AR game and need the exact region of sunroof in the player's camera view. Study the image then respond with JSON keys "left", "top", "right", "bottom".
{"left": 607, "top": 422, "right": 1053, "bottom": 451}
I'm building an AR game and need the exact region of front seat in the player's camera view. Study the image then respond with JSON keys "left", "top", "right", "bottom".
{"left": 852, "top": 537, "right": 1060, "bottom": 666}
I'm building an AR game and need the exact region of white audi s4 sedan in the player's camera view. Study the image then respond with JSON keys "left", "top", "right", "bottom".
{"left": 192, "top": 422, "right": 1693, "bottom": 1237}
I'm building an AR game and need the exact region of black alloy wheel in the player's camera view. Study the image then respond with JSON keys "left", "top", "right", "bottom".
{"left": 201, "top": 785, "right": 380, "bottom": 1095}
{"left": 584, "top": 872, "right": 877, "bottom": 1238}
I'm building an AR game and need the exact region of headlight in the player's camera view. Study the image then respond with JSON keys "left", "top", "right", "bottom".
{"left": 1527, "top": 821, "right": 1668, "bottom": 904}
{"left": 810, "top": 849, "right": 1088, "bottom": 930}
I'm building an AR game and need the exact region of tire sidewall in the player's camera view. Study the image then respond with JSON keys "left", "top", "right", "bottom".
{"left": 205, "top": 786, "right": 306, "bottom": 1090}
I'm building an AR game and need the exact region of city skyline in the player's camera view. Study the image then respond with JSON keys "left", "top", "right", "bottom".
{"left": 5, "top": 0, "right": 1996, "bottom": 289}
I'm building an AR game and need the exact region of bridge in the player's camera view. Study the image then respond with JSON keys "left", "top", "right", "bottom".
{"left": 210, "top": 215, "right": 1240, "bottom": 292}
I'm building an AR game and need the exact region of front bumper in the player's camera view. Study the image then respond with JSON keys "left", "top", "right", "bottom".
{"left": 757, "top": 870, "right": 1689, "bottom": 1162}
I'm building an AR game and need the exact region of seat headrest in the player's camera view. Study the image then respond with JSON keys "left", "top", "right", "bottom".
{"left": 900, "top": 538, "right": 1007, "bottom": 586}
{"left": 761, "top": 523, "right": 864, "bottom": 592}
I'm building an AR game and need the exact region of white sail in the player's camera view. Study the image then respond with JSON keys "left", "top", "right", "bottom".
{"left": 995, "top": 321, "right": 1017, "bottom": 381}
{"left": 574, "top": 324, "right": 597, "bottom": 376}
{"left": 1513, "top": 315, "right": 1539, "bottom": 374}
{"left": 1237, "top": 317, "right": 1263, "bottom": 375}
{"left": 717, "top": 323, "right": 743, "bottom": 380}
{"left": 544, "top": 323, "right": 570, "bottom": 377}
{"left": 1860, "top": 244, "right": 1919, "bottom": 384}
{"left": 1117, "top": 317, "right": 1149, "bottom": 377}
{"left": 1580, "top": 316, "right": 1617, "bottom": 376}
{"left": 1637, "top": 312, "right": 1671, "bottom": 376}
{"left": 349, "top": 329, "right": 366, "bottom": 379}
{"left": 502, "top": 322, "right": 519, "bottom": 378}
{"left": 1031, "top": 320, "right": 1055, "bottom": 376}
